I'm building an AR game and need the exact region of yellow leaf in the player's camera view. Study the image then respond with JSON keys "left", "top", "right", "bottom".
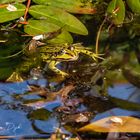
{"left": 78, "top": 116, "right": 140, "bottom": 133}
{"left": 6, "top": 72, "right": 23, "bottom": 82}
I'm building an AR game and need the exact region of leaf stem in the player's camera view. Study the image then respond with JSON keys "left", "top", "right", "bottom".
{"left": 24, "top": 0, "right": 31, "bottom": 21}
{"left": 95, "top": 17, "right": 107, "bottom": 54}
{"left": 0, "top": 4, "right": 8, "bottom": 8}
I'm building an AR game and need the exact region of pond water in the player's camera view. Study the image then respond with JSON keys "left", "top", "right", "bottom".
{"left": 0, "top": 77, "right": 140, "bottom": 139}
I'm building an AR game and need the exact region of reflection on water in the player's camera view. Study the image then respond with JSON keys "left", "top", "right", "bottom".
{"left": 108, "top": 83, "right": 136, "bottom": 100}
{"left": 0, "top": 109, "right": 35, "bottom": 136}
{"left": 0, "top": 79, "right": 140, "bottom": 138}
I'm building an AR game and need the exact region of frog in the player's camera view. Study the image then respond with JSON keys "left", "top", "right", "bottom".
{"left": 39, "top": 43, "right": 103, "bottom": 77}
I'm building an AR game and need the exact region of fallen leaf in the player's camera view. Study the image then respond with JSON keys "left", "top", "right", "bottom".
{"left": 56, "top": 84, "right": 75, "bottom": 99}
{"left": 78, "top": 116, "right": 140, "bottom": 133}
{"left": 24, "top": 84, "right": 75, "bottom": 109}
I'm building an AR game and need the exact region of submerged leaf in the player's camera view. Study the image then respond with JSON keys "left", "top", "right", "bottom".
{"left": 24, "top": 20, "right": 73, "bottom": 43}
{"left": 29, "top": 5, "right": 88, "bottom": 35}
{"left": 32, "top": 0, "right": 96, "bottom": 14}
{"left": 0, "top": 4, "right": 25, "bottom": 23}
{"left": 78, "top": 116, "right": 140, "bottom": 132}
{"left": 28, "top": 108, "right": 51, "bottom": 120}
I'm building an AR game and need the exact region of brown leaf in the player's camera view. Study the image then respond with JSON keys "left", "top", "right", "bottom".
{"left": 24, "top": 84, "right": 75, "bottom": 108}
{"left": 78, "top": 116, "right": 140, "bottom": 133}
{"left": 54, "top": 84, "right": 75, "bottom": 99}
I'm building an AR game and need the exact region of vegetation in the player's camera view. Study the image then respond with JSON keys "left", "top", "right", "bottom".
{"left": 0, "top": 0, "right": 140, "bottom": 81}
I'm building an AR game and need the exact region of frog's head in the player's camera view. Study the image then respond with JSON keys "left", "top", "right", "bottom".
{"left": 53, "top": 45, "right": 79, "bottom": 61}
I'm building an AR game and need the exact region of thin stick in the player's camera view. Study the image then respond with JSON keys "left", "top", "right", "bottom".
{"left": 24, "top": 0, "right": 31, "bottom": 21}
{"left": 95, "top": 17, "right": 107, "bottom": 54}
{"left": 0, "top": 49, "right": 23, "bottom": 59}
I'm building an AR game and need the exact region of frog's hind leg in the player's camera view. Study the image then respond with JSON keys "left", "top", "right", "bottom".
{"left": 79, "top": 50, "right": 104, "bottom": 61}
{"left": 91, "top": 53, "right": 105, "bottom": 61}
{"left": 48, "top": 60, "right": 69, "bottom": 77}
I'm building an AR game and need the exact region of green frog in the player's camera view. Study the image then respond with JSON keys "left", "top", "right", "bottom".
{"left": 40, "top": 43, "right": 103, "bottom": 77}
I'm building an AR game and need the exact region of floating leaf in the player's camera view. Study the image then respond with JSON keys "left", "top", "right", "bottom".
{"left": 106, "top": 0, "right": 125, "bottom": 25}
{"left": 0, "top": 4, "right": 25, "bottom": 23}
{"left": 29, "top": 5, "right": 88, "bottom": 35}
{"left": 0, "top": 0, "right": 26, "bottom": 4}
{"left": 24, "top": 20, "right": 73, "bottom": 43}
{"left": 32, "top": 0, "right": 96, "bottom": 14}
{"left": 78, "top": 116, "right": 140, "bottom": 132}
{"left": 127, "top": 0, "right": 140, "bottom": 14}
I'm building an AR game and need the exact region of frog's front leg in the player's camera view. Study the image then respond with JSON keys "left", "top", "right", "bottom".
{"left": 48, "top": 60, "right": 69, "bottom": 77}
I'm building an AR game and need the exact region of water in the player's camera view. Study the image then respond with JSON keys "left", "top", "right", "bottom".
{"left": 0, "top": 78, "right": 139, "bottom": 139}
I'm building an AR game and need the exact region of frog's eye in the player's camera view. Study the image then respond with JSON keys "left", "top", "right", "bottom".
{"left": 59, "top": 49, "right": 66, "bottom": 54}
{"left": 68, "top": 45, "right": 74, "bottom": 51}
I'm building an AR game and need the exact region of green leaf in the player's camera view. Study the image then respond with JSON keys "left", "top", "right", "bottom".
{"left": 0, "top": 4, "right": 25, "bottom": 23}
{"left": 29, "top": 5, "right": 88, "bottom": 35}
{"left": 0, "top": 0, "right": 26, "bottom": 4}
{"left": 32, "top": 0, "right": 95, "bottom": 14}
{"left": 107, "top": 0, "right": 125, "bottom": 25}
{"left": 48, "top": 31, "right": 73, "bottom": 44}
{"left": 24, "top": 20, "right": 73, "bottom": 43}
{"left": 127, "top": 0, "right": 140, "bottom": 14}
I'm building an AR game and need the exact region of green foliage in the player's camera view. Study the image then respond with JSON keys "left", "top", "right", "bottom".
{"left": 24, "top": 20, "right": 73, "bottom": 43}
{"left": 0, "top": 4, "right": 25, "bottom": 23}
{"left": 106, "top": 0, "right": 125, "bottom": 25}
{"left": 32, "top": 0, "right": 95, "bottom": 14}
{"left": 0, "top": 0, "right": 140, "bottom": 40}
{"left": 0, "top": 0, "right": 26, "bottom": 4}
{"left": 127, "top": 0, "right": 140, "bottom": 14}
{"left": 0, "top": 0, "right": 92, "bottom": 40}
{"left": 29, "top": 5, "right": 88, "bottom": 35}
